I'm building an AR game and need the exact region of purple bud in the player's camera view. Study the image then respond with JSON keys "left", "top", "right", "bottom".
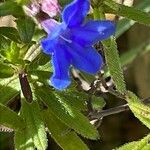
{"left": 40, "top": 19, "right": 60, "bottom": 34}
{"left": 24, "top": 0, "right": 60, "bottom": 18}
{"left": 41, "top": 0, "right": 61, "bottom": 17}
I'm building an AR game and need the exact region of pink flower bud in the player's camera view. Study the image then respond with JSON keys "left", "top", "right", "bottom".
{"left": 24, "top": 0, "right": 60, "bottom": 18}
{"left": 41, "top": 0, "right": 60, "bottom": 17}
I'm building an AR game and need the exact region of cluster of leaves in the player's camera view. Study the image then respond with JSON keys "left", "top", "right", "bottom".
{"left": 0, "top": 0, "right": 150, "bottom": 150}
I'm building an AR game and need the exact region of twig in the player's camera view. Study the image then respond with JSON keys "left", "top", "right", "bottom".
{"left": 89, "top": 97, "right": 150, "bottom": 119}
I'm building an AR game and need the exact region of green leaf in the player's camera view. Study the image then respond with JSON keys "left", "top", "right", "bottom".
{"left": 20, "top": 100, "right": 47, "bottom": 150}
{"left": 0, "top": 27, "right": 21, "bottom": 43}
{"left": 43, "top": 109, "right": 89, "bottom": 150}
{"left": 0, "top": 76, "right": 20, "bottom": 104}
{"left": 35, "top": 86, "right": 99, "bottom": 140}
{"left": 104, "top": 0, "right": 150, "bottom": 26}
{"left": 0, "top": 35, "right": 9, "bottom": 48}
{"left": 0, "top": 63, "right": 14, "bottom": 78}
{"left": 127, "top": 92, "right": 150, "bottom": 129}
{"left": 115, "top": 134, "right": 150, "bottom": 150}
{"left": 0, "top": 103, "right": 25, "bottom": 131}
{"left": 16, "top": 18, "right": 35, "bottom": 43}
{"left": 56, "top": 90, "right": 87, "bottom": 111}
{"left": 116, "top": 0, "right": 150, "bottom": 38}
{"left": 15, "top": 128, "right": 35, "bottom": 150}
{"left": 91, "top": 96, "right": 106, "bottom": 110}
{"left": 0, "top": 35, "right": 10, "bottom": 51}
{"left": 1, "top": 42, "right": 23, "bottom": 64}
{"left": 0, "top": 1, "right": 24, "bottom": 17}
{"left": 102, "top": 37, "right": 126, "bottom": 93}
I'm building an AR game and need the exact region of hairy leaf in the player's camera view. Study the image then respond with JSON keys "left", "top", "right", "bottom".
{"left": 20, "top": 100, "right": 47, "bottom": 150}
{"left": 102, "top": 37, "right": 126, "bottom": 93}
{"left": 127, "top": 92, "right": 150, "bottom": 129}
{"left": 15, "top": 128, "right": 35, "bottom": 150}
{"left": 116, "top": 134, "right": 150, "bottom": 150}
{"left": 43, "top": 109, "right": 89, "bottom": 150}
{"left": 104, "top": 0, "right": 150, "bottom": 26}
{"left": 116, "top": 0, "right": 150, "bottom": 37}
{"left": 35, "top": 86, "right": 99, "bottom": 139}
{"left": 0, "top": 103, "right": 25, "bottom": 131}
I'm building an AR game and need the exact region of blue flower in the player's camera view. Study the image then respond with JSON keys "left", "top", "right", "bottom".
{"left": 41, "top": 0, "right": 115, "bottom": 90}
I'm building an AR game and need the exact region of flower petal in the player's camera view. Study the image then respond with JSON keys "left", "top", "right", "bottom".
{"left": 41, "top": 37, "right": 55, "bottom": 54}
{"left": 40, "top": 19, "right": 60, "bottom": 34}
{"left": 66, "top": 43, "right": 103, "bottom": 74}
{"left": 62, "top": 0, "right": 90, "bottom": 27}
{"left": 41, "top": 0, "right": 60, "bottom": 17}
{"left": 71, "top": 20, "right": 116, "bottom": 46}
{"left": 50, "top": 45, "right": 71, "bottom": 90}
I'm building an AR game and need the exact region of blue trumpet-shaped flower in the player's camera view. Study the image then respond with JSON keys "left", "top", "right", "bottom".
{"left": 41, "top": 0, "right": 115, "bottom": 90}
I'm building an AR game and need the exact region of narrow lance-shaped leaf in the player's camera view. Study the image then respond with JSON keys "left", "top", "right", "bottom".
{"left": 92, "top": 7, "right": 126, "bottom": 93}
{"left": 102, "top": 37, "right": 126, "bottom": 93}
{"left": 127, "top": 91, "right": 150, "bottom": 129}
{"left": 15, "top": 126, "right": 35, "bottom": 150}
{"left": 56, "top": 90, "right": 87, "bottom": 111}
{"left": 35, "top": 86, "right": 99, "bottom": 140}
{"left": 43, "top": 109, "right": 89, "bottom": 150}
{"left": 116, "top": 0, "right": 150, "bottom": 38}
{"left": 116, "top": 134, "right": 150, "bottom": 150}
{"left": 19, "top": 99, "right": 47, "bottom": 150}
{"left": 14, "top": 99, "right": 35, "bottom": 150}
{"left": 104, "top": 0, "right": 150, "bottom": 26}
{"left": 0, "top": 103, "right": 25, "bottom": 131}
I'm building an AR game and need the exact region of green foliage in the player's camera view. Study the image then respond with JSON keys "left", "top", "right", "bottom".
{"left": 91, "top": 96, "right": 106, "bottom": 110}
{"left": 102, "top": 37, "right": 126, "bottom": 93}
{"left": 116, "top": 134, "right": 150, "bottom": 150}
{"left": 104, "top": 0, "right": 150, "bottom": 26}
{"left": 35, "top": 86, "right": 99, "bottom": 140}
{"left": 0, "top": 103, "right": 25, "bottom": 131}
{"left": 56, "top": 90, "right": 87, "bottom": 111}
{"left": 0, "top": 1, "right": 24, "bottom": 17}
{"left": 0, "top": 76, "right": 20, "bottom": 104}
{"left": 127, "top": 92, "right": 150, "bottom": 129}
{"left": 43, "top": 109, "right": 89, "bottom": 150}
{"left": 16, "top": 18, "right": 35, "bottom": 43}
{"left": 0, "top": 63, "right": 14, "bottom": 78}
{"left": 16, "top": 100, "right": 47, "bottom": 150}
{"left": 0, "top": 34, "right": 10, "bottom": 51}
{"left": 0, "top": 27, "right": 21, "bottom": 43}
{"left": 15, "top": 128, "right": 35, "bottom": 150}
{"left": 116, "top": 0, "right": 150, "bottom": 38}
